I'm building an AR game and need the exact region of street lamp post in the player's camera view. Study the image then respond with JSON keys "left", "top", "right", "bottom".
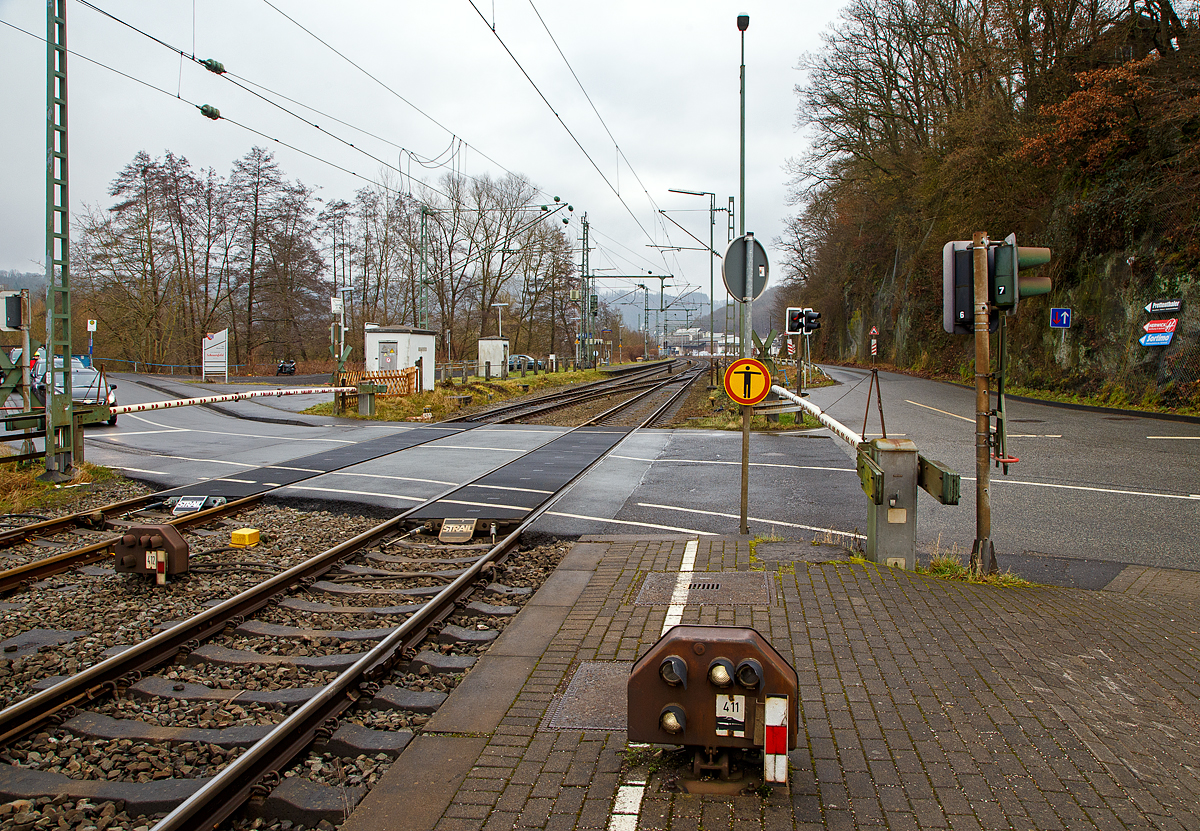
{"left": 492, "top": 302, "right": 508, "bottom": 340}
{"left": 737, "top": 12, "right": 751, "bottom": 535}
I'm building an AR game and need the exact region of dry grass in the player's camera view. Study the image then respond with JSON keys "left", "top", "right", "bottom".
{"left": 915, "top": 535, "right": 1033, "bottom": 586}
{"left": 304, "top": 369, "right": 609, "bottom": 422}
{"left": 0, "top": 454, "right": 114, "bottom": 515}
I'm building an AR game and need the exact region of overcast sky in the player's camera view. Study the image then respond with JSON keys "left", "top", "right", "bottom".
{"left": 0, "top": 1, "right": 838, "bottom": 314}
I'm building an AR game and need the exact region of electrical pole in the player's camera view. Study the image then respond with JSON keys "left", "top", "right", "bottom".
{"left": 43, "top": 0, "right": 74, "bottom": 481}
{"left": 581, "top": 213, "right": 590, "bottom": 368}
{"left": 419, "top": 206, "right": 430, "bottom": 330}
{"left": 970, "top": 231, "right": 996, "bottom": 575}
{"left": 737, "top": 14, "right": 751, "bottom": 534}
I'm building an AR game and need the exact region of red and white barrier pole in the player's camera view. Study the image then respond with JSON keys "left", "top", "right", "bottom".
{"left": 110, "top": 387, "right": 357, "bottom": 416}
{"left": 764, "top": 694, "right": 789, "bottom": 784}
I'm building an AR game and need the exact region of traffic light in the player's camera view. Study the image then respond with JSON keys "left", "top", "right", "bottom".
{"left": 785, "top": 307, "right": 803, "bottom": 334}
{"left": 942, "top": 241, "right": 998, "bottom": 335}
{"left": 991, "top": 233, "right": 1051, "bottom": 313}
{"left": 803, "top": 309, "right": 821, "bottom": 334}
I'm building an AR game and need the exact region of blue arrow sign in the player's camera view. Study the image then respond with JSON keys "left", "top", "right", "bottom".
{"left": 1139, "top": 331, "right": 1175, "bottom": 347}
{"left": 1050, "top": 308, "right": 1071, "bottom": 329}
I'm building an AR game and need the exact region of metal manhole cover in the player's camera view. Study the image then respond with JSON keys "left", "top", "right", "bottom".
{"left": 635, "top": 572, "right": 772, "bottom": 606}
{"left": 546, "top": 661, "right": 628, "bottom": 731}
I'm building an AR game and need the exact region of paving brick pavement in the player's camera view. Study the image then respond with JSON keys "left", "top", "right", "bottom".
{"left": 344, "top": 535, "right": 1200, "bottom": 831}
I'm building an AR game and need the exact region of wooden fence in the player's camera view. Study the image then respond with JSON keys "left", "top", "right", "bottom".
{"left": 337, "top": 367, "right": 419, "bottom": 396}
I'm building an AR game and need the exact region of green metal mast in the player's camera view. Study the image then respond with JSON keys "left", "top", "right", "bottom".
{"left": 418, "top": 206, "right": 430, "bottom": 330}
{"left": 581, "top": 213, "right": 590, "bottom": 368}
{"left": 44, "top": 0, "right": 74, "bottom": 480}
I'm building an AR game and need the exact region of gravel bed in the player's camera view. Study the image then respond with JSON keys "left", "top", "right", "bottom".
{"left": 0, "top": 498, "right": 573, "bottom": 831}
{"left": 0, "top": 505, "right": 379, "bottom": 707}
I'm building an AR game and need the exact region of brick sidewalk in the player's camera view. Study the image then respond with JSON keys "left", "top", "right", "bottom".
{"left": 345, "top": 536, "right": 1200, "bottom": 831}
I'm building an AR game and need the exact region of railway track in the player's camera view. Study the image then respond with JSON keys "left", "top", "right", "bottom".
{"left": 0, "top": 370, "right": 697, "bottom": 830}
{"left": 0, "top": 362, "right": 704, "bottom": 594}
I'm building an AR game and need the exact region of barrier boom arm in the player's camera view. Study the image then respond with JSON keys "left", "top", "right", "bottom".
{"left": 770, "top": 385, "right": 863, "bottom": 449}
{"left": 110, "top": 387, "right": 357, "bottom": 416}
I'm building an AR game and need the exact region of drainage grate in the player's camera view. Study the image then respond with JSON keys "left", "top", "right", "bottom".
{"left": 635, "top": 572, "right": 772, "bottom": 606}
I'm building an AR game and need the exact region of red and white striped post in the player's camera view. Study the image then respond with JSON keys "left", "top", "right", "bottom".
{"left": 764, "top": 694, "right": 789, "bottom": 784}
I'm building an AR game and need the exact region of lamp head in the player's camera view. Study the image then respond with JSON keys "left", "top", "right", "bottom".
{"left": 737, "top": 14, "right": 749, "bottom": 31}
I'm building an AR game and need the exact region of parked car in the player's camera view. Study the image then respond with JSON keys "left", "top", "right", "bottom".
{"left": 31, "top": 356, "right": 118, "bottom": 425}
{"left": 508, "top": 354, "right": 544, "bottom": 371}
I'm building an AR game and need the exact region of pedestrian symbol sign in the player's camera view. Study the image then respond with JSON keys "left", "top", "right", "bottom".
{"left": 724, "top": 358, "right": 771, "bottom": 406}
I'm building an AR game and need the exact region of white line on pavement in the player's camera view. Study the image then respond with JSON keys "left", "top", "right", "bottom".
{"left": 966, "top": 477, "right": 1200, "bottom": 501}
{"left": 905, "top": 399, "right": 973, "bottom": 422}
{"left": 609, "top": 455, "right": 853, "bottom": 473}
{"left": 662, "top": 538, "right": 698, "bottom": 635}
{"left": 637, "top": 502, "right": 866, "bottom": 539}
{"left": 544, "top": 511, "right": 717, "bottom": 535}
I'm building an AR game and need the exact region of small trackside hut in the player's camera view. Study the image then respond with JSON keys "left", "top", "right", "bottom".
{"left": 364, "top": 325, "right": 437, "bottom": 391}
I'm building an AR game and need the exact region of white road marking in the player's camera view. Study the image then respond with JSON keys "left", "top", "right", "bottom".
{"left": 662, "top": 538, "right": 698, "bottom": 635}
{"left": 609, "top": 454, "right": 852, "bottom": 473}
{"left": 123, "top": 412, "right": 353, "bottom": 443}
{"left": 324, "top": 471, "right": 457, "bottom": 486}
{"left": 608, "top": 781, "right": 645, "bottom": 831}
{"left": 638, "top": 502, "right": 866, "bottom": 540}
{"left": 467, "top": 484, "right": 554, "bottom": 495}
{"left": 1007, "top": 434, "right": 1063, "bottom": 438}
{"left": 545, "top": 511, "right": 717, "bottom": 535}
{"left": 111, "top": 466, "right": 169, "bottom": 475}
{"left": 906, "top": 399, "right": 973, "bottom": 422}
{"left": 283, "top": 485, "right": 423, "bottom": 502}
{"left": 428, "top": 445, "right": 527, "bottom": 452}
{"left": 966, "top": 477, "right": 1200, "bottom": 501}
{"left": 1147, "top": 435, "right": 1200, "bottom": 440}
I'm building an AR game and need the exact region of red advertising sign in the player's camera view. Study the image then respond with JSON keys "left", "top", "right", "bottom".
{"left": 1143, "top": 318, "right": 1178, "bottom": 334}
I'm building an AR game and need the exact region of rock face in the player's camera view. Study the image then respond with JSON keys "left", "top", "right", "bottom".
{"left": 815, "top": 250, "right": 1197, "bottom": 409}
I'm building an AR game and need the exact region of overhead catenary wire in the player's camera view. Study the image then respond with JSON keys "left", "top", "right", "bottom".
{"left": 464, "top": 0, "right": 668, "bottom": 262}
{"left": 0, "top": 11, "right": 569, "bottom": 277}
{"left": 258, "top": 0, "right": 560, "bottom": 204}
{"left": 524, "top": 1, "right": 675, "bottom": 249}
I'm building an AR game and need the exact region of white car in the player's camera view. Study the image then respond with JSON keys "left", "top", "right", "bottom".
{"left": 31, "top": 356, "right": 118, "bottom": 425}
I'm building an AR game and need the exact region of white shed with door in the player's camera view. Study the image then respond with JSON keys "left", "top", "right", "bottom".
{"left": 477, "top": 337, "right": 510, "bottom": 379}
{"left": 364, "top": 325, "right": 437, "bottom": 390}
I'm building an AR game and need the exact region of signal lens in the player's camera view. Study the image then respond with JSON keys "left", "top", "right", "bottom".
{"left": 708, "top": 658, "right": 734, "bottom": 688}
{"left": 735, "top": 658, "right": 763, "bottom": 690}
{"left": 659, "top": 705, "right": 686, "bottom": 734}
{"left": 659, "top": 656, "right": 687, "bottom": 688}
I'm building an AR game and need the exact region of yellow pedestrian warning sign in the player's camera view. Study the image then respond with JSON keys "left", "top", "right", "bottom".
{"left": 724, "top": 358, "right": 771, "bottom": 406}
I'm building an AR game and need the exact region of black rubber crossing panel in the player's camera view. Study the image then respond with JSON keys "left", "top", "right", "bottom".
{"left": 153, "top": 425, "right": 467, "bottom": 501}
{"left": 407, "top": 427, "right": 632, "bottom": 522}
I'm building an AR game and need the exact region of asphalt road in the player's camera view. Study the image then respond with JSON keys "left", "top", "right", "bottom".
{"left": 64, "top": 369, "right": 1200, "bottom": 580}
{"left": 805, "top": 365, "right": 1200, "bottom": 573}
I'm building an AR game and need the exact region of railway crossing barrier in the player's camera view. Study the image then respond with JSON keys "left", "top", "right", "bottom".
{"left": 769, "top": 386, "right": 959, "bottom": 568}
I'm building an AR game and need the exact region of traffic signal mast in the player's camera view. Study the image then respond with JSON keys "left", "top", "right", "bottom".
{"left": 941, "top": 232, "right": 1052, "bottom": 576}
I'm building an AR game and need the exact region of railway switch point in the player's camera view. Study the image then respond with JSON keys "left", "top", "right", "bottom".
{"left": 113, "top": 523, "right": 189, "bottom": 583}
{"left": 627, "top": 624, "right": 798, "bottom": 785}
